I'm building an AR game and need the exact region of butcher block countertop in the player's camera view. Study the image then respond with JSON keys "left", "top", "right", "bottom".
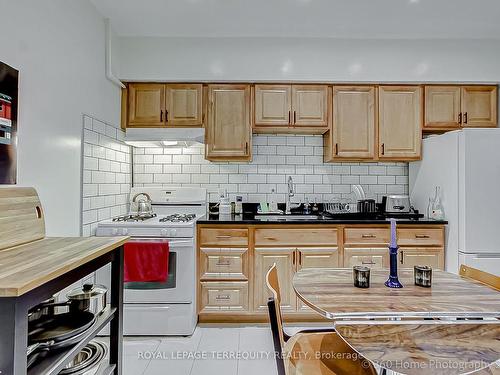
{"left": 0, "top": 236, "right": 128, "bottom": 297}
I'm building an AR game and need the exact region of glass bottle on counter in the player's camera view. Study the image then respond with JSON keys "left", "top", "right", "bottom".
{"left": 431, "top": 186, "right": 445, "bottom": 220}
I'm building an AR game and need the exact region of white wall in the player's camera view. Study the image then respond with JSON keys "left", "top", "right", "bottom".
{"left": 0, "top": 0, "right": 121, "bottom": 235}
{"left": 116, "top": 37, "right": 500, "bottom": 83}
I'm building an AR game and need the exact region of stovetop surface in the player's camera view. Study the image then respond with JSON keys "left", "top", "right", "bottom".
{"left": 99, "top": 213, "right": 204, "bottom": 228}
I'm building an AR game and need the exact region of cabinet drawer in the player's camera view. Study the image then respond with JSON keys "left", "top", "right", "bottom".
{"left": 200, "top": 248, "right": 248, "bottom": 280}
{"left": 344, "top": 228, "right": 389, "bottom": 246}
{"left": 199, "top": 228, "right": 248, "bottom": 246}
{"left": 200, "top": 281, "right": 249, "bottom": 312}
{"left": 397, "top": 228, "right": 444, "bottom": 246}
{"left": 255, "top": 228, "right": 337, "bottom": 246}
{"left": 344, "top": 248, "right": 388, "bottom": 270}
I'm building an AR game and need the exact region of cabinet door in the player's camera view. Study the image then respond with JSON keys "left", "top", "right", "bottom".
{"left": 254, "top": 85, "right": 291, "bottom": 127}
{"left": 400, "top": 248, "right": 444, "bottom": 270}
{"left": 297, "top": 247, "right": 339, "bottom": 312}
{"left": 332, "top": 86, "right": 376, "bottom": 159}
{"left": 379, "top": 86, "right": 422, "bottom": 159}
{"left": 344, "top": 248, "right": 388, "bottom": 270}
{"left": 128, "top": 83, "right": 165, "bottom": 127}
{"left": 298, "top": 248, "right": 339, "bottom": 270}
{"left": 206, "top": 84, "right": 252, "bottom": 160}
{"left": 291, "top": 85, "right": 329, "bottom": 127}
{"left": 165, "top": 84, "right": 203, "bottom": 127}
{"left": 254, "top": 248, "right": 296, "bottom": 312}
{"left": 461, "top": 86, "right": 498, "bottom": 127}
{"left": 424, "top": 86, "right": 461, "bottom": 129}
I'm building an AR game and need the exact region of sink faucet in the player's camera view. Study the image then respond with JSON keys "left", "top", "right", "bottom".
{"left": 285, "top": 176, "right": 300, "bottom": 214}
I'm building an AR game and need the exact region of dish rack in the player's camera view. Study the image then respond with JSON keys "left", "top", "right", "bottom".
{"left": 323, "top": 202, "right": 358, "bottom": 214}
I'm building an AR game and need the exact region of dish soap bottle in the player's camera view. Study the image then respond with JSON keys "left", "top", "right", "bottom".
{"left": 269, "top": 189, "right": 278, "bottom": 212}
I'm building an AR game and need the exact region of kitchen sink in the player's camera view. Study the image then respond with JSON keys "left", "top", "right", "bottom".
{"left": 255, "top": 214, "right": 320, "bottom": 221}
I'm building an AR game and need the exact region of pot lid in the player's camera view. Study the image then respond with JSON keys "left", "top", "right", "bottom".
{"left": 66, "top": 284, "right": 107, "bottom": 300}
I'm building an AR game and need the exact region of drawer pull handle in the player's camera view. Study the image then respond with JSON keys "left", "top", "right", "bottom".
{"left": 362, "top": 234, "right": 376, "bottom": 238}
{"left": 415, "top": 234, "right": 430, "bottom": 239}
{"left": 361, "top": 261, "right": 375, "bottom": 265}
{"left": 216, "top": 260, "right": 231, "bottom": 266}
{"left": 216, "top": 295, "right": 231, "bottom": 300}
{"left": 216, "top": 235, "right": 232, "bottom": 239}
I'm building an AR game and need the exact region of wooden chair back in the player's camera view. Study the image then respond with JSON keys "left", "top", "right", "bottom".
{"left": 0, "top": 187, "right": 45, "bottom": 251}
{"left": 459, "top": 264, "right": 500, "bottom": 291}
{"left": 266, "top": 263, "right": 288, "bottom": 375}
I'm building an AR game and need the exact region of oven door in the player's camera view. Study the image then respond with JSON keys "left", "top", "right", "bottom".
{"left": 123, "top": 238, "right": 195, "bottom": 304}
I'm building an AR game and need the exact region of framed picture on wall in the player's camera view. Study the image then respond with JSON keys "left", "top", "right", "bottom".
{"left": 0, "top": 61, "right": 18, "bottom": 184}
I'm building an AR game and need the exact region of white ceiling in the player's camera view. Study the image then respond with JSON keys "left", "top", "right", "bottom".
{"left": 90, "top": 0, "right": 500, "bottom": 39}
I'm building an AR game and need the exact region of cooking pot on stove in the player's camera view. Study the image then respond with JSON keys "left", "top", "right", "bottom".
{"left": 132, "top": 192, "right": 154, "bottom": 217}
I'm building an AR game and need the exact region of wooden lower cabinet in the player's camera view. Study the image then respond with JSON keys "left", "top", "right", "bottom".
{"left": 197, "top": 224, "right": 445, "bottom": 322}
{"left": 199, "top": 248, "right": 248, "bottom": 280}
{"left": 200, "top": 281, "right": 249, "bottom": 313}
{"left": 344, "top": 248, "right": 389, "bottom": 270}
{"left": 254, "top": 247, "right": 297, "bottom": 312}
{"left": 400, "top": 247, "right": 444, "bottom": 270}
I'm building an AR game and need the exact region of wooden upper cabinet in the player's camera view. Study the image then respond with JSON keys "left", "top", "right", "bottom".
{"left": 378, "top": 86, "right": 422, "bottom": 160}
{"left": 330, "top": 86, "right": 376, "bottom": 159}
{"left": 424, "top": 86, "right": 461, "bottom": 130}
{"left": 461, "top": 86, "right": 498, "bottom": 127}
{"left": 206, "top": 84, "right": 252, "bottom": 161}
{"left": 254, "top": 85, "right": 291, "bottom": 127}
{"left": 165, "top": 84, "right": 203, "bottom": 127}
{"left": 291, "top": 85, "right": 329, "bottom": 127}
{"left": 128, "top": 83, "right": 165, "bottom": 127}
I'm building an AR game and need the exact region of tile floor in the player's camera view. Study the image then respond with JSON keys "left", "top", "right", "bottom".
{"left": 99, "top": 325, "right": 500, "bottom": 375}
{"left": 100, "top": 324, "right": 338, "bottom": 375}
{"left": 120, "top": 325, "right": 278, "bottom": 375}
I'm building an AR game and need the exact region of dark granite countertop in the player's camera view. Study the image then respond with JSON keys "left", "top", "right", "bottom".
{"left": 197, "top": 213, "right": 447, "bottom": 225}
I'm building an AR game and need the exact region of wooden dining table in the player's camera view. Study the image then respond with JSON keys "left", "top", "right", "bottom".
{"left": 293, "top": 268, "right": 500, "bottom": 375}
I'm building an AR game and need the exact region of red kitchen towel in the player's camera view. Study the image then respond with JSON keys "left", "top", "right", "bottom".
{"left": 124, "top": 241, "right": 169, "bottom": 282}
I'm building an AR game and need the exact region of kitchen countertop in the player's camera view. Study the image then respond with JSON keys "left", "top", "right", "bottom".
{"left": 0, "top": 236, "right": 128, "bottom": 297}
{"left": 198, "top": 214, "right": 447, "bottom": 225}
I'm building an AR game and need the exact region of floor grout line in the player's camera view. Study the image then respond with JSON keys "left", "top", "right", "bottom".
{"left": 188, "top": 327, "right": 205, "bottom": 375}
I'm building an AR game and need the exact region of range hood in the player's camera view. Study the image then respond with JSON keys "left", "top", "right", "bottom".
{"left": 124, "top": 128, "right": 205, "bottom": 147}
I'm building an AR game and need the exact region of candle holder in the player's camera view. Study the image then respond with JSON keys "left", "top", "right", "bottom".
{"left": 353, "top": 266, "right": 371, "bottom": 288}
{"left": 385, "top": 219, "right": 403, "bottom": 288}
{"left": 414, "top": 265, "right": 432, "bottom": 287}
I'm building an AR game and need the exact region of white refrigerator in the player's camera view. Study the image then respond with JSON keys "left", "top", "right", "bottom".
{"left": 409, "top": 129, "right": 500, "bottom": 276}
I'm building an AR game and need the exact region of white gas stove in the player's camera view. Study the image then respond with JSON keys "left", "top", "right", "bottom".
{"left": 95, "top": 187, "right": 206, "bottom": 336}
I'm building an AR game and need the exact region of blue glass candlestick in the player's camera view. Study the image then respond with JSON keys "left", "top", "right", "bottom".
{"left": 385, "top": 219, "right": 403, "bottom": 288}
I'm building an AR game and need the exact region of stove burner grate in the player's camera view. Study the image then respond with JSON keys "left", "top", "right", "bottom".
{"left": 159, "top": 214, "right": 196, "bottom": 223}
{"left": 112, "top": 213, "right": 157, "bottom": 222}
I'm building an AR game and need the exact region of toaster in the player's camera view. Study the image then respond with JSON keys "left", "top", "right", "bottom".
{"left": 384, "top": 195, "right": 411, "bottom": 213}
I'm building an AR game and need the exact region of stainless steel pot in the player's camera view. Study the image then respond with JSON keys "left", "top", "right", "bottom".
{"left": 66, "top": 284, "right": 107, "bottom": 316}
{"left": 132, "top": 192, "right": 153, "bottom": 217}
{"left": 31, "top": 284, "right": 107, "bottom": 319}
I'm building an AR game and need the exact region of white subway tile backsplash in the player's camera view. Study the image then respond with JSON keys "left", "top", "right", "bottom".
{"left": 133, "top": 135, "right": 409, "bottom": 203}
{"left": 82, "top": 115, "right": 131, "bottom": 236}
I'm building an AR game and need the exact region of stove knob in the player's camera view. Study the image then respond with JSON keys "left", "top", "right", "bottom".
{"left": 169, "top": 229, "right": 177, "bottom": 237}
{"left": 160, "top": 229, "right": 168, "bottom": 237}
{"left": 112, "top": 228, "right": 118, "bottom": 236}
{"left": 121, "top": 228, "right": 129, "bottom": 235}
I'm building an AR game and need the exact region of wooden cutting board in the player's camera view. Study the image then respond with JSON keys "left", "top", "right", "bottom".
{"left": 0, "top": 187, "right": 45, "bottom": 250}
